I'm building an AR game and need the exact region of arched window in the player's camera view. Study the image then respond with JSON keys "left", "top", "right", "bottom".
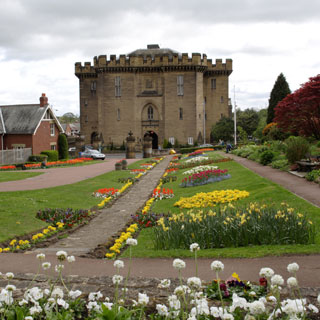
{"left": 147, "top": 105, "right": 153, "bottom": 120}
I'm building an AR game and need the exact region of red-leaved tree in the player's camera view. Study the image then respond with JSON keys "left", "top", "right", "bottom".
{"left": 274, "top": 74, "right": 320, "bottom": 139}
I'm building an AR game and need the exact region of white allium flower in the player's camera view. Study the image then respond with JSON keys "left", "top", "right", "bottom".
{"left": 5, "top": 272, "right": 14, "bottom": 279}
{"left": 103, "top": 302, "right": 113, "bottom": 310}
{"left": 112, "top": 275, "right": 123, "bottom": 285}
{"left": 210, "top": 306, "right": 224, "bottom": 318}
{"left": 42, "top": 262, "right": 51, "bottom": 270}
{"left": 210, "top": 260, "right": 224, "bottom": 272}
{"left": 156, "top": 304, "right": 169, "bottom": 316}
{"left": 51, "top": 287, "right": 64, "bottom": 299}
{"left": 174, "top": 285, "right": 191, "bottom": 296}
{"left": 229, "top": 293, "right": 247, "bottom": 312}
{"left": 187, "top": 277, "right": 202, "bottom": 289}
{"left": 55, "top": 264, "right": 64, "bottom": 272}
{"left": 248, "top": 300, "right": 265, "bottom": 315}
{"left": 287, "top": 262, "right": 299, "bottom": 273}
{"left": 29, "top": 305, "right": 42, "bottom": 315}
{"left": 287, "top": 277, "right": 298, "bottom": 288}
{"left": 168, "top": 294, "right": 181, "bottom": 310}
{"left": 5, "top": 285, "right": 16, "bottom": 292}
{"left": 308, "top": 304, "right": 319, "bottom": 313}
{"left": 138, "top": 293, "right": 149, "bottom": 305}
{"left": 126, "top": 238, "right": 137, "bottom": 246}
{"left": 88, "top": 291, "right": 103, "bottom": 301}
{"left": 158, "top": 279, "right": 171, "bottom": 289}
{"left": 259, "top": 267, "right": 274, "bottom": 278}
{"left": 0, "top": 289, "right": 13, "bottom": 305}
{"left": 173, "top": 258, "right": 186, "bottom": 270}
{"left": 56, "top": 250, "right": 68, "bottom": 261}
{"left": 113, "top": 260, "right": 124, "bottom": 269}
{"left": 36, "top": 253, "right": 45, "bottom": 260}
{"left": 18, "top": 299, "right": 28, "bottom": 306}
{"left": 67, "top": 255, "right": 75, "bottom": 263}
{"left": 190, "top": 298, "right": 209, "bottom": 316}
{"left": 69, "top": 290, "right": 82, "bottom": 299}
{"left": 57, "top": 298, "right": 69, "bottom": 309}
{"left": 271, "top": 274, "right": 284, "bottom": 286}
{"left": 26, "top": 287, "right": 43, "bottom": 301}
{"left": 24, "top": 316, "right": 33, "bottom": 320}
{"left": 87, "top": 301, "right": 101, "bottom": 312}
{"left": 190, "top": 243, "right": 200, "bottom": 252}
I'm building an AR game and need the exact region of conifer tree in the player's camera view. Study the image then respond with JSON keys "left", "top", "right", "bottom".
{"left": 267, "top": 73, "right": 291, "bottom": 124}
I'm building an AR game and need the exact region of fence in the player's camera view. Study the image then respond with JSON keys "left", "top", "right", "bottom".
{"left": 0, "top": 148, "right": 32, "bottom": 165}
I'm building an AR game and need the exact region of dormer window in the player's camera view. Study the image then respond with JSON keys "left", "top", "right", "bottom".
{"left": 44, "top": 110, "right": 52, "bottom": 120}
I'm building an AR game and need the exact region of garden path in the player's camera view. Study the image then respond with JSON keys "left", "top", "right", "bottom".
{"left": 33, "top": 155, "right": 174, "bottom": 256}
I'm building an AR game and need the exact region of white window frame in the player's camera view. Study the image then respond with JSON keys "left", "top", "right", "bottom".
{"left": 169, "top": 137, "right": 175, "bottom": 145}
{"left": 147, "top": 105, "right": 153, "bottom": 120}
{"left": 115, "top": 76, "right": 121, "bottom": 97}
{"left": 177, "top": 75, "right": 184, "bottom": 96}
{"left": 187, "top": 137, "right": 193, "bottom": 145}
{"left": 50, "top": 123, "right": 55, "bottom": 136}
{"left": 50, "top": 143, "right": 56, "bottom": 150}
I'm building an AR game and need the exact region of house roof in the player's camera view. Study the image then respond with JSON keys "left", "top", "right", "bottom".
{"left": 0, "top": 108, "right": 5, "bottom": 134}
{"left": 128, "top": 44, "right": 180, "bottom": 59}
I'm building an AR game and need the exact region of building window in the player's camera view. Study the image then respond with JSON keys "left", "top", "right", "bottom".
{"left": 117, "top": 108, "right": 120, "bottom": 121}
{"left": 221, "top": 113, "right": 224, "bottom": 119}
{"left": 50, "top": 144, "right": 56, "bottom": 150}
{"left": 84, "top": 99, "right": 88, "bottom": 107}
{"left": 179, "top": 108, "right": 183, "bottom": 120}
{"left": 44, "top": 110, "right": 52, "bottom": 120}
{"left": 177, "top": 75, "right": 184, "bottom": 96}
{"left": 211, "top": 78, "right": 216, "bottom": 89}
{"left": 91, "top": 81, "right": 97, "bottom": 96}
{"left": 85, "top": 115, "right": 88, "bottom": 123}
{"left": 50, "top": 123, "right": 55, "bottom": 136}
{"left": 147, "top": 105, "right": 153, "bottom": 120}
{"left": 169, "top": 137, "right": 175, "bottom": 145}
{"left": 115, "top": 76, "right": 121, "bottom": 97}
{"left": 220, "top": 96, "right": 224, "bottom": 103}
{"left": 188, "top": 137, "right": 193, "bottom": 145}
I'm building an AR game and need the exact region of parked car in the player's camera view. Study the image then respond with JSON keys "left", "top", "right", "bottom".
{"left": 68, "top": 147, "right": 76, "bottom": 152}
{"left": 198, "top": 143, "right": 214, "bottom": 147}
{"left": 81, "top": 149, "right": 105, "bottom": 160}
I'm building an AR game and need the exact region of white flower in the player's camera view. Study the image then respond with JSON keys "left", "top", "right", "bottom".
{"left": 248, "top": 300, "right": 265, "bottom": 315}
{"left": 56, "top": 250, "right": 68, "bottom": 261}
{"left": 25, "top": 287, "right": 43, "bottom": 301}
{"left": 229, "top": 293, "right": 247, "bottom": 312}
{"left": 271, "top": 274, "right": 284, "bottom": 286}
{"left": 57, "top": 298, "right": 69, "bottom": 309}
{"left": 259, "top": 267, "right": 274, "bottom": 278}
{"left": 190, "top": 243, "right": 200, "bottom": 252}
{"left": 249, "top": 291, "right": 256, "bottom": 297}
{"left": 19, "top": 299, "right": 28, "bottom": 306}
{"left": 88, "top": 291, "right": 103, "bottom": 301}
{"left": 210, "top": 306, "right": 223, "bottom": 318}
{"left": 168, "top": 295, "right": 181, "bottom": 310}
{"left": 24, "top": 316, "right": 33, "bottom": 320}
{"left": 103, "top": 302, "right": 113, "bottom": 310}
{"left": 318, "top": 294, "right": 320, "bottom": 305}
{"left": 126, "top": 238, "right": 137, "bottom": 246}
{"left": 158, "top": 279, "right": 171, "bottom": 289}
{"left": 156, "top": 304, "right": 169, "bottom": 316}
{"left": 87, "top": 301, "right": 101, "bottom": 312}
{"left": 287, "top": 262, "right": 299, "bottom": 273}
{"left": 5, "top": 272, "right": 14, "bottom": 279}
{"left": 173, "top": 258, "right": 186, "bottom": 270}
{"left": 138, "top": 293, "right": 149, "bottom": 305}
{"left": 267, "top": 296, "right": 277, "bottom": 303}
{"left": 42, "top": 262, "right": 51, "bottom": 270}
{"left": 187, "top": 277, "right": 202, "bottom": 289}
{"left": 67, "top": 255, "right": 75, "bottom": 263}
{"left": 308, "top": 304, "right": 319, "bottom": 313}
{"left": 5, "top": 285, "right": 16, "bottom": 292}
{"left": 112, "top": 275, "right": 123, "bottom": 285}
{"left": 210, "top": 260, "right": 224, "bottom": 272}
{"left": 36, "top": 253, "right": 45, "bottom": 260}
{"left": 29, "top": 305, "right": 42, "bottom": 315}
{"left": 51, "top": 287, "right": 64, "bottom": 299}
{"left": 55, "top": 264, "right": 64, "bottom": 272}
{"left": 174, "top": 285, "right": 191, "bottom": 296}
{"left": 287, "top": 277, "right": 298, "bottom": 288}
{"left": 113, "top": 260, "right": 124, "bottom": 269}
{"left": 0, "top": 289, "right": 13, "bottom": 305}
{"left": 69, "top": 290, "right": 82, "bottom": 299}
{"left": 222, "top": 313, "right": 234, "bottom": 320}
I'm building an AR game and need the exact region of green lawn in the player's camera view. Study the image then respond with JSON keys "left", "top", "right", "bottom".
{"left": 121, "top": 152, "right": 320, "bottom": 258}
{"left": 0, "top": 159, "right": 149, "bottom": 242}
{"left": 0, "top": 172, "right": 43, "bottom": 183}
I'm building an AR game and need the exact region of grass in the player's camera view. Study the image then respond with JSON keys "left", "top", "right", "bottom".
{"left": 121, "top": 152, "right": 320, "bottom": 258}
{"left": 0, "top": 172, "right": 43, "bottom": 183}
{"left": 0, "top": 158, "right": 150, "bottom": 242}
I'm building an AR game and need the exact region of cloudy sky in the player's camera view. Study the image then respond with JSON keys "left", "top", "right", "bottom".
{"left": 0, "top": 0, "right": 319, "bottom": 116}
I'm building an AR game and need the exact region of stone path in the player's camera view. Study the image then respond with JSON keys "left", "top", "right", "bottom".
{"left": 34, "top": 155, "right": 173, "bottom": 256}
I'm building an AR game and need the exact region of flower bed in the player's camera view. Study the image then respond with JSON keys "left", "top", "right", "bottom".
{"left": 152, "top": 188, "right": 174, "bottom": 200}
{"left": 183, "top": 165, "right": 218, "bottom": 175}
{"left": 0, "top": 165, "right": 17, "bottom": 170}
{"left": 174, "top": 189, "right": 250, "bottom": 209}
{"left": 154, "top": 202, "right": 315, "bottom": 250}
{"left": 92, "top": 187, "right": 119, "bottom": 198}
{"left": 177, "top": 157, "right": 233, "bottom": 170}
{"left": 180, "top": 169, "right": 231, "bottom": 187}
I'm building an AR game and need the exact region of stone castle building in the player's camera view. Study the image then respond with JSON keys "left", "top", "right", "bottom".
{"left": 75, "top": 45, "right": 232, "bottom": 149}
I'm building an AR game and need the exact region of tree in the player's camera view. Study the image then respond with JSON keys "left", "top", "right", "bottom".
{"left": 211, "top": 117, "right": 234, "bottom": 142}
{"left": 59, "top": 112, "right": 79, "bottom": 124}
{"left": 58, "top": 134, "right": 69, "bottom": 159}
{"left": 274, "top": 74, "right": 320, "bottom": 139}
{"left": 236, "top": 108, "right": 259, "bottom": 136}
{"left": 253, "top": 109, "right": 267, "bottom": 139}
{"left": 267, "top": 73, "right": 291, "bottom": 124}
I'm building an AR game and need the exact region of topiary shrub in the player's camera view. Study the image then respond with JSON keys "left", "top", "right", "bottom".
{"left": 305, "top": 169, "right": 320, "bottom": 182}
{"left": 41, "top": 150, "right": 59, "bottom": 162}
{"left": 285, "top": 136, "right": 310, "bottom": 164}
{"left": 271, "top": 159, "right": 289, "bottom": 171}
{"left": 260, "top": 150, "right": 275, "bottom": 165}
{"left": 58, "top": 134, "right": 69, "bottom": 160}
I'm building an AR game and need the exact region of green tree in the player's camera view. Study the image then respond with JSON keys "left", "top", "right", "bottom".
{"left": 211, "top": 117, "right": 234, "bottom": 142}
{"left": 58, "top": 112, "right": 79, "bottom": 124}
{"left": 267, "top": 73, "right": 291, "bottom": 124}
{"left": 253, "top": 109, "right": 267, "bottom": 139}
{"left": 58, "top": 134, "right": 69, "bottom": 159}
{"left": 236, "top": 108, "right": 259, "bottom": 136}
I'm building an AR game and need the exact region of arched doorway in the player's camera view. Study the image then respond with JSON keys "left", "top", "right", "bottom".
{"left": 144, "top": 131, "right": 158, "bottom": 149}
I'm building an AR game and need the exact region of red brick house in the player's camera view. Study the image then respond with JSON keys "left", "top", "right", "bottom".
{"left": 0, "top": 94, "right": 64, "bottom": 155}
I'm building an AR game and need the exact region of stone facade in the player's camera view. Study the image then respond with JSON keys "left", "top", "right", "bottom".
{"left": 75, "top": 45, "right": 232, "bottom": 149}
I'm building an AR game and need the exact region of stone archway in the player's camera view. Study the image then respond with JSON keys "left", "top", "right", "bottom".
{"left": 144, "top": 131, "right": 158, "bottom": 149}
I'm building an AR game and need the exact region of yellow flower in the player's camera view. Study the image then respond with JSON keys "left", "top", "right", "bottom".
{"left": 105, "top": 253, "right": 115, "bottom": 258}
{"left": 10, "top": 239, "right": 17, "bottom": 246}
{"left": 232, "top": 272, "right": 241, "bottom": 281}
{"left": 3, "top": 248, "right": 10, "bottom": 252}
{"left": 0, "top": 248, "right": 2, "bottom": 253}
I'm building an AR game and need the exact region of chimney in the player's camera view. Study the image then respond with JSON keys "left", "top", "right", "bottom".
{"left": 39, "top": 93, "right": 48, "bottom": 107}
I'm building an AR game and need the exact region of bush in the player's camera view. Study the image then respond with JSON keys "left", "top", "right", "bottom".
{"left": 28, "top": 154, "right": 48, "bottom": 162}
{"left": 305, "top": 169, "right": 320, "bottom": 182}
{"left": 58, "top": 134, "right": 68, "bottom": 160}
{"left": 285, "top": 136, "right": 310, "bottom": 164}
{"left": 41, "top": 150, "right": 59, "bottom": 161}
{"left": 260, "top": 150, "right": 275, "bottom": 165}
{"left": 271, "top": 159, "right": 289, "bottom": 171}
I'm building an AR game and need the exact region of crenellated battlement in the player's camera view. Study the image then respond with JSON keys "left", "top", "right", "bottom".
{"left": 75, "top": 45, "right": 232, "bottom": 77}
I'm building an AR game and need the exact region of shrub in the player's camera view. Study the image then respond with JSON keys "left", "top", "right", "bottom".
{"left": 40, "top": 150, "right": 59, "bottom": 161}
{"left": 271, "top": 159, "right": 289, "bottom": 171}
{"left": 260, "top": 150, "right": 275, "bottom": 165}
{"left": 285, "top": 136, "right": 310, "bottom": 164}
{"left": 28, "top": 154, "right": 48, "bottom": 162}
{"left": 58, "top": 134, "right": 69, "bottom": 160}
{"left": 305, "top": 169, "right": 320, "bottom": 182}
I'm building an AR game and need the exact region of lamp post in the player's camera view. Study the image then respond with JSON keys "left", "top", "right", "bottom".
{"left": 233, "top": 87, "right": 237, "bottom": 146}
{"left": 203, "top": 98, "right": 206, "bottom": 145}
